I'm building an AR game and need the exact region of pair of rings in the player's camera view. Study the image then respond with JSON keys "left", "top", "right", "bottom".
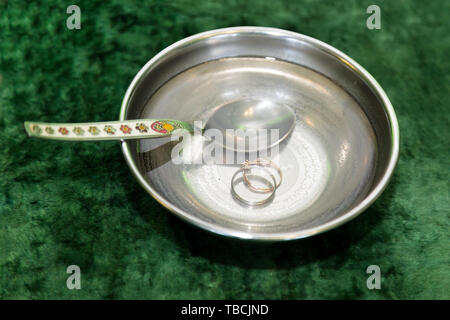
{"left": 231, "top": 158, "right": 282, "bottom": 207}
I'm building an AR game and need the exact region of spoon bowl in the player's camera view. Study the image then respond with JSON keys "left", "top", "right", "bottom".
{"left": 204, "top": 99, "right": 296, "bottom": 153}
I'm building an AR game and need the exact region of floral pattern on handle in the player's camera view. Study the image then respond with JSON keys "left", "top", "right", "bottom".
{"left": 103, "top": 125, "right": 116, "bottom": 135}
{"left": 73, "top": 127, "right": 84, "bottom": 136}
{"left": 58, "top": 127, "right": 69, "bottom": 135}
{"left": 24, "top": 119, "right": 193, "bottom": 141}
{"left": 120, "top": 125, "right": 132, "bottom": 134}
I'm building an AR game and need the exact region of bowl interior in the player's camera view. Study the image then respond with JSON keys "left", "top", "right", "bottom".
{"left": 121, "top": 28, "right": 396, "bottom": 239}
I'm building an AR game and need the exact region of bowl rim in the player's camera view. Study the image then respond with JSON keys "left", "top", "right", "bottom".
{"left": 119, "top": 26, "right": 400, "bottom": 241}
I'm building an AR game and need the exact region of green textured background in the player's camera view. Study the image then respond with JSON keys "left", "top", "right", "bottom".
{"left": 1, "top": 0, "right": 449, "bottom": 299}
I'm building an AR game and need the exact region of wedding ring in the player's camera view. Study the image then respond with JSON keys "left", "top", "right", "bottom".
{"left": 241, "top": 158, "right": 282, "bottom": 193}
{"left": 231, "top": 166, "right": 277, "bottom": 207}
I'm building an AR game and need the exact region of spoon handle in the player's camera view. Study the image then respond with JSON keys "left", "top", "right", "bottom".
{"left": 24, "top": 119, "right": 193, "bottom": 141}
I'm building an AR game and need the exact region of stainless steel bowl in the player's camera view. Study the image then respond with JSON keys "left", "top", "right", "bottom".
{"left": 119, "top": 27, "right": 399, "bottom": 240}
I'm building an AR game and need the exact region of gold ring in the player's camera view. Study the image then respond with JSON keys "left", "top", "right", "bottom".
{"left": 231, "top": 166, "right": 277, "bottom": 207}
{"left": 241, "top": 158, "right": 282, "bottom": 193}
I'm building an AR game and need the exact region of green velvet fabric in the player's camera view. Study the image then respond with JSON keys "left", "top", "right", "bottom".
{"left": 0, "top": 0, "right": 448, "bottom": 299}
